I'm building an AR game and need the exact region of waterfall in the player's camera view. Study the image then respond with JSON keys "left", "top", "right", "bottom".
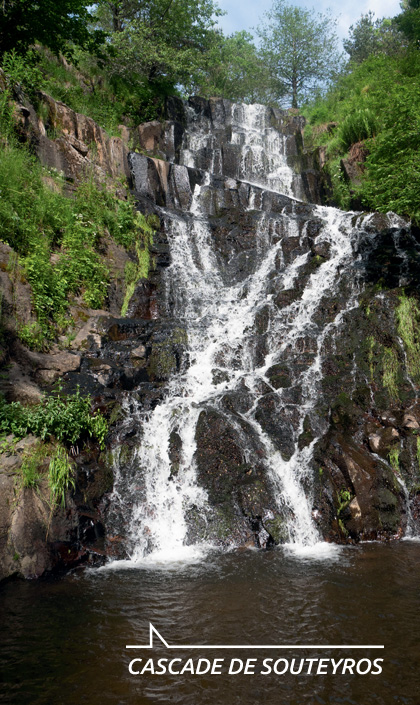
{"left": 180, "top": 102, "right": 303, "bottom": 198}
{"left": 109, "top": 101, "right": 413, "bottom": 562}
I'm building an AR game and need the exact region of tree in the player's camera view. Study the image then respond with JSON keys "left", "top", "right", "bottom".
{"left": 0, "top": 0, "right": 105, "bottom": 57}
{"left": 395, "top": 0, "right": 420, "bottom": 44}
{"left": 256, "top": 0, "right": 343, "bottom": 108}
{"left": 97, "top": 0, "right": 223, "bottom": 94}
{"left": 344, "top": 11, "right": 405, "bottom": 63}
{"left": 197, "top": 31, "right": 272, "bottom": 103}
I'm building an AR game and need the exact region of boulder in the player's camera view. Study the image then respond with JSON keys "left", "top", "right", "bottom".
{"left": 194, "top": 408, "right": 286, "bottom": 546}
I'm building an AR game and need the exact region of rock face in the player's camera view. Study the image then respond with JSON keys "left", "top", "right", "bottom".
{"left": 130, "top": 96, "right": 322, "bottom": 205}
{"left": 2, "top": 88, "right": 420, "bottom": 579}
{"left": 0, "top": 436, "right": 79, "bottom": 580}
{"left": 104, "top": 97, "right": 420, "bottom": 558}
{"left": 1, "top": 68, "right": 131, "bottom": 186}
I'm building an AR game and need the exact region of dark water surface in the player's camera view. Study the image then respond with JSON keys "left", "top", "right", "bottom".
{"left": 1, "top": 542, "right": 419, "bottom": 705}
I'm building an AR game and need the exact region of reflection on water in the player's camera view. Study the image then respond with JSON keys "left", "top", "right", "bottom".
{"left": 0, "top": 543, "right": 419, "bottom": 705}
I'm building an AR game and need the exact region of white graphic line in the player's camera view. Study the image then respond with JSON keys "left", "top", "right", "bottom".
{"left": 125, "top": 624, "right": 384, "bottom": 650}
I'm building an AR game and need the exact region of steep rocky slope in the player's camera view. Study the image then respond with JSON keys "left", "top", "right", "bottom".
{"left": 1, "top": 84, "right": 420, "bottom": 580}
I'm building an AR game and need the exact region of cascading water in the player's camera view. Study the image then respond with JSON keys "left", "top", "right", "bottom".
{"left": 180, "top": 103, "right": 304, "bottom": 198}
{"left": 110, "top": 101, "right": 415, "bottom": 562}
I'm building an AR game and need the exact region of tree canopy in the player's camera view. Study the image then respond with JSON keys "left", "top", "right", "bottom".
{"left": 395, "top": 0, "right": 420, "bottom": 43}
{"left": 256, "top": 0, "right": 342, "bottom": 108}
{"left": 343, "top": 11, "right": 405, "bottom": 64}
{"left": 95, "top": 0, "right": 223, "bottom": 95}
{"left": 197, "top": 30, "right": 271, "bottom": 103}
{"left": 0, "top": 0, "right": 105, "bottom": 57}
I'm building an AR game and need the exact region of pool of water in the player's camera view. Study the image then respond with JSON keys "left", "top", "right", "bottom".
{"left": 1, "top": 541, "right": 419, "bottom": 705}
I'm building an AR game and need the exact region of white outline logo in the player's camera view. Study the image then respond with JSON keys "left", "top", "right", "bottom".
{"left": 126, "top": 623, "right": 384, "bottom": 651}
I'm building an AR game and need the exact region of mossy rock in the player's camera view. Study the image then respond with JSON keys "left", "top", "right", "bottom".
{"left": 146, "top": 326, "right": 188, "bottom": 381}
{"left": 266, "top": 363, "right": 292, "bottom": 389}
{"left": 308, "top": 254, "right": 325, "bottom": 271}
{"left": 330, "top": 392, "right": 362, "bottom": 431}
{"left": 147, "top": 344, "right": 178, "bottom": 380}
{"left": 108, "top": 403, "right": 123, "bottom": 427}
{"left": 298, "top": 415, "right": 315, "bottom": 449}
{"left": 374, "top": 487, "right": 398, "bottom": 512}
{"left": 264, "top": 516, "right": 289, "bottom": 544}
{"left": 116, "top": 443, "right": 137, "bottom": 468}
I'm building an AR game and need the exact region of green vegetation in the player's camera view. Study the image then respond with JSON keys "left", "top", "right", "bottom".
{"left": 36, "top": 48, "right": 155, "bottom": 134}
{"left": 396, "top": 0, "right": 420, "bottom": 45}
{"left": 96, "top": 0, "right": 223, "bottom": 100}
{"left": 20, "top": 442, "right": 44, "bottom": 489}
{"left": 363, "top": 294, "right": 420, "bottom": 403}
{"left": 48, "top": 444, "right": 75, "bottom": 507}
{"left": 337, "top": 488, "right": 352, "bottom": 515}
{"left": 0, "top": 0, "right": 354, "bottom": 120}
{"left": 0, "top": 1, "right": 275, "bottom": 122}
{"left": 199, "top": 31, "right": 270, "bottom": 104}
{"left": 396, "top": 293, "right": 420, "bottom": 381}
{"left": 12, "top": 438, "right": 76, "bottom": 507}
{"left": 0, "top": 387, "right": 108, "bottom": 449}
{"left": 303, "top": 5, "right": 420, "bottom": 222}
{"left": 382, "top": 347, "right": 400, "bottom": 401}
{"left": 388, "top": 446, "right": 400, "bottom": 473}
{"left": 121, "top": 213, "right": 157, "bottom": 316}
{"left": 257, "top": 0, "right": 342, "bottom": 108}
{"left": 343, "top": 12, "right": 405, "bottom": 65}
{"left": 0, "top": 136, "right": 157, "bottom": 344}
{"left": 0, "top": 0, "right": 105, "bottom": 58}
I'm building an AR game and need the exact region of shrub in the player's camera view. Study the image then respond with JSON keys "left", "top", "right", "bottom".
{"left": 303, "top": 51, "right": 420, "bottom": 222}
{"left": 0, "top": 138, "right": 157, "bottom": 342}
{"left": 20, "top": 444, "right": 44, "bottom": 489}
{"left": 0, "top": 388, "right": 108, "bottom": 449}
{"left": 1, "top": 50, "right": 45, "bottom": 100}
{"left": 338, "top": 108, "right": 377, "bottom": 150}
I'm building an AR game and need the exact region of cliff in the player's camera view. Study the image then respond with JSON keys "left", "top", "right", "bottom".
{"left": 1, "top": 79, "right": 420, "bottom": 580}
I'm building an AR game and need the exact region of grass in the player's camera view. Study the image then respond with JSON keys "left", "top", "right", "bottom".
{"left": 338, "top": 107, "right": 378, "bottom": 151}
{"left": 396, "top": 293, "right": 420, "bottom": 381}
{"left": 14, "top": 438, "right": 76, "bottom": 508}
{"left": 20, "top": 442, "right": 45, "bottom": 489}
{"left": 388, "top": 446, "right": 400, "bottom": 473}
{"left": 303, "top": 51, "right": 420, "bottom": 222}
{"left": 382, "top": 347, "right": 400, "bottom": 401}
{"left": 48, "top": 444, "right": 75, "bottom": 508}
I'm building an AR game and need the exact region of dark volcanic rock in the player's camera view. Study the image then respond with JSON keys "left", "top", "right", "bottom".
{"left": 255, "top": 394, "right": 295, "bottom": 459}
{"left": 194, "top": 408, "right": 287, "bottom": 547}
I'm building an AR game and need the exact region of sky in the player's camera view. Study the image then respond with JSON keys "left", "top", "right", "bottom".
{"left": 216, "top": 0, "right": 403, "bottom": 44}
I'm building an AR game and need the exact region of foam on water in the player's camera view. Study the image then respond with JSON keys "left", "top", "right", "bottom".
{"left": 99, "top": 544, "right": 214, "bottom": 572}
{"left": 283, "top": 542, "right": 344, "bottom": 561}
